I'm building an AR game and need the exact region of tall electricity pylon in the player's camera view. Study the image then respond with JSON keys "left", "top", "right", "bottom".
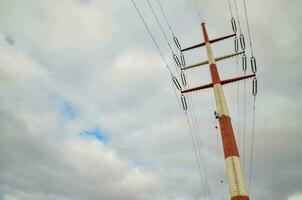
{"left": 180, "top": 23, "right": 255, "bottom": 200}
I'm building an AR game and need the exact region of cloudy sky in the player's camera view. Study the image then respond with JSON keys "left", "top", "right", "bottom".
{"left": 0, "top": 0, "right": 301, "bottom": 200}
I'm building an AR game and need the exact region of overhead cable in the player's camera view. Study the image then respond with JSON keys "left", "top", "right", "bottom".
{"left": 131, "top": 0, "right": 173, "bottom": 75}
{"left": 156, "top": 0, "right": 174, "bottom": 36}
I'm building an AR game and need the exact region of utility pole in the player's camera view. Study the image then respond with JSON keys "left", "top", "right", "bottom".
{"left": 180, "top": 22, "right": 255, "bottom": 200}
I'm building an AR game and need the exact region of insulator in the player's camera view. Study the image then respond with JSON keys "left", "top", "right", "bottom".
{"left": 234, "top": 36, "right": 239, "bottom": 52}
{"left": 180, "top": 53, "right": 186, "bottom": 67}
{"left": 172, "top": 76, "right": 182, "bottom": 91}
{"left": 173, "top": 54, "right": 181, "bottom": 68}
{"left": 242, "top": 53, "right": 247, "bottom": 71}
{"left": 239, "top": 34, "right": 246, "bottom": 50}
{"left": 251, "top": 56, "right": 257, "bottom": 73}
{"left": 173, "top": 36, "right": 181, "bottom": 50}
{"left": 231, "top": 18, "right": 237, "bottom": 33}
{"left": 180, "top": 71, "right": 187, "bottom": 87}
{"left": 252, "top": 77, "right": 257, "bottom": 96}
{"left": 181, "top": 94, "right": 188, "bottom": 110}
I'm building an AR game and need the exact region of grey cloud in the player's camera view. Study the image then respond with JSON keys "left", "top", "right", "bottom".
{"left": 0, "top": 0, "right": 301, "bottom": 200}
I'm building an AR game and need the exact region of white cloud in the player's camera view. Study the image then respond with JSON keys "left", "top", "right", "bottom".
{"left": 0, "top": 34, "right": 42, "bottom": 82}
{"left": 0, "top": 0, "right": 113, "bottom": 56}
{"left": 0, "top": 0, "right": 301, "bottom": 199}
{"left": 289, "top": 194, "right": 302, "bottom": 200}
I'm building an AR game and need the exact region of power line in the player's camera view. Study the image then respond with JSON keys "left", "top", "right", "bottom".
{"left": 226, "top": 0, "right": 241, "bottom": 151}
{"left": 248, "top": 96, "right": 257, "bottom": 195}
{"left": 188, "top": 95, "right": 212, "bottom": 200}
{"left": 156, "top": 0, "right": 182, "bottom": 52}
{"left": 131, "top": 1, "right": 212, "bottom": 198}
{"left": 146, "top": 0, "right": 182, "bottom": 77}
{"left": 149, "top": 3, "right": 213, "bottom": 197}
{"left": 232, "top": 0, "right": 248, "bottom": 173}
{"left": 242, "top": 0, "right": 254, "bottom": 56}
{"left": 146, "top": 0, "right": 174, "bottom": 53}
{"left": 233, "top": 0, "right": 243, "bottom": 34}
{"left": 227, "top": 0, "right": 234, "bottom": 18}
{"left": 131, "top": 0, "right": 173, "bottom": 75}
{"left": 192, "top": 0, "right": 204, "bottom": 22}
{"left": 156, "top": 0, "right": 175, "bottom": 37}
{"left": 242, "top": 71, "right": 247, "bottom": 172}
{"left": 185, "top": 109, "right": 210, "bottom": 198}
{"left": 241, "top": 0, "right": 257, "bottom": 191}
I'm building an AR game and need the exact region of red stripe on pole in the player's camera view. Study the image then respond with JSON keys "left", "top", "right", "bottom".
{"left": 219, "top": 115, "right": 239, "bottom": 158}
{"left": 231, "top": 195, "right": 249, "bottom": 200}
{"left": 201, "top": 23, "right": 210, "bottom": 43}
{"left": 210, "top": 64, "right": 221, "bottom": 84}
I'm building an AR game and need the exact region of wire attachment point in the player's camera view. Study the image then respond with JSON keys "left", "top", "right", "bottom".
{"left": 181, "top": 94, "right": 188, "bottom": 110}
{"left": 239, "top": 34, "right": 246, "bottom": 50}
{"left": 234, "top": 36, "right": 239, "bottom": 52}
{"left": 174, "top": 37, "right": 181, "bottom": 50}
{"left": 173, "top": 54, "right": 181, "bottom": 68}
{"left": 180, "top": 53, "right": 186, "bottom": 67}
{"left": 231, "top": 18, "right": 237, "bottom": 33}
{"left": 172, "top": 76, "right": 182, "bottom": 91}
{"left": 180, "top": 71, "right": 187, "bottom": 87}
{"left": 242, "top": 53, "right": 247, "bottom": 71}
{"left": 252, "top": 77, "right": 257, "bottom": 96}
{"left": 251, "top": 56, "right": 257, "bottom": 74}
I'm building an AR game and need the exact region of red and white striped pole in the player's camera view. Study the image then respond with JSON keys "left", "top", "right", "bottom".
{"left": 201, "top": 22, "right": 249, "bottom": 200}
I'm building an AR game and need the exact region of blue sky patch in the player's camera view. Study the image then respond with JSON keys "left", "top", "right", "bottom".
{"left": 80, "top": 127, "right": 109, "bottom": 144}
{"left": 52, "top": 96, "right": 76, "bottom": 121}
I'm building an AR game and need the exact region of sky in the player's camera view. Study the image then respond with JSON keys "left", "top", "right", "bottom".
{"left": 0, "top": 0, "right": 301, "bottom": 200}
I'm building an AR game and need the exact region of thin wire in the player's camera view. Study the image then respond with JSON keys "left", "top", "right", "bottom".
{"left": 241, "top": 0, "right": 257, "bottom": 189}
{"left": 156, "top": 0, "right": 180, "bottom": 52}
{"left": 233, "top": 0, "right": 242, "bottom": 34}
{"left": 227, "top": 1, "right": 244, "bottom": 177}
{"left": 227, "top": 0, "right": 241, "bottom": 154}
{"left": 146, "top": 0, "right": 180, "bottom": 77}
{"left": 185, "top": 74, "right": 212, "bottom": 199}
{"left": 185, "top": 109, "right": 210, "bottom": 199}
{"left": 248, "top": 95, "right": 256, "bottom": 195}
{"left": 242, "top": 0, "right": 257, "bottom": 192}
{"left": 156, "top": 0, "right": 174, "bottom": 36}
{"left": 236, "top": 55, "right": 240, "bottom": 149}
{"left": 146, "top": 0, "right": 174, "bottom": 53}
{"left": 131, "top": 0, "right": 173, "bottom": 75}
{"left": 181, "top": 72, "right": 210, "bottom": 199}
{"left": 227, "top": 0, "right": 234, "bottom": 18}
{"left": 171, "top": 78, "right": 187, "bottom": 115}
{"left": 242, "top": 0, "right": 254, "bottom": 56}
{"left": 233, "top": 0, "right": 248, "bottom": 172}
{"left": 242, "top": 72, "right": 246, "bottom": 172}
{"left": 189, "top": 96, "right": 212, "bottom": 199}
{"left": 148, "top": 0, "right": 211, "bottom": 192}
{"left": 192, "top": 0, "right": 204, "bottom": 22}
